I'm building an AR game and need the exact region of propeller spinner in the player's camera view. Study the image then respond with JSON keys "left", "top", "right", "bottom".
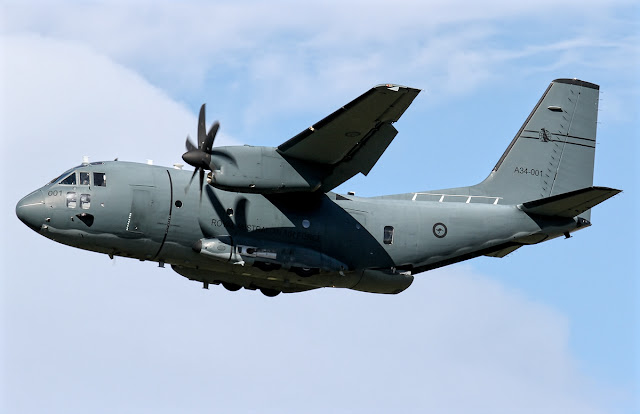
{"left": 182, "top": 104, "right": 220, "bottom": 197}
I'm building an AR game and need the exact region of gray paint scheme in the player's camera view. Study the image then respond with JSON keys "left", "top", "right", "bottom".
{"left": 16, "top": 79, "right": 620, "bottom": 296}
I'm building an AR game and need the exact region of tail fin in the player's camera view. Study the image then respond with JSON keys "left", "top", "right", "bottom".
{"left": 475, "top": 79, "right": 599, "bottom": 205}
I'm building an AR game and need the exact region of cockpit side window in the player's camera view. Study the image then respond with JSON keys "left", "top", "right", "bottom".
{"left": 79, "top": 172, "right": 90, "bottom": 185}
{"left": 59, "top": 172, "right": 77, "bottom": 185}
{"left": 93, "top": 172, "right": 106, "bottom": 187}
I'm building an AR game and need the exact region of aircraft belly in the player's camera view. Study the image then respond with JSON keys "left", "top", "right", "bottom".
{"left": 170, "top": 264, "right": 320, "bottom": 293}
{"left": 167, "top": 248, "right": 364, "bottom": 291}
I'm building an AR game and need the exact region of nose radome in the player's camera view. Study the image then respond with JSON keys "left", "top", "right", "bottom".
{"left": 16, "top": 190, "right": 45, "bottom": 232}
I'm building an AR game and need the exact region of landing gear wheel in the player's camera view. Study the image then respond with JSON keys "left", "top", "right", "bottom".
{"left": 260, "top": 288, "right": 280, "bottom": 297}
{"left": 222, "top": 282, "right": 241, "bottom": 292}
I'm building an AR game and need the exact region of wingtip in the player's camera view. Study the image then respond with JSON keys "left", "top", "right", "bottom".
{"left": 592, "top": 186, "right": 623, "bottom": 195}
{"left": 374, "top": 83, "right": 422, "bottom": 93}
{"left": 552, "top": 78, "right": 600, "bottom": 90}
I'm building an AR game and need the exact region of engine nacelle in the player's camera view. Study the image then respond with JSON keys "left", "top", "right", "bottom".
{"left": 208, "top": 146, "right": 321, "bottom": 193}
{"left": 349, "top": 269, "right": 414, "bottom": 294}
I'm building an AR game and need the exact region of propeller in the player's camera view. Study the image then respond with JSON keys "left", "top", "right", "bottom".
{"left": 182, "top": 104, "right": 220, "bottom": 198}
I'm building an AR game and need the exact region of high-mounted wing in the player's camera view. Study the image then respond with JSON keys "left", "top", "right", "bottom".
{"left": 278, "top": 84, "right": 420, "bottom": 191}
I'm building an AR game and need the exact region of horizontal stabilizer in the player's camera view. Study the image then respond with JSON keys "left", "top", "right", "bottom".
{"left": 520, "top": 186, "right": 621, "bottom": 218}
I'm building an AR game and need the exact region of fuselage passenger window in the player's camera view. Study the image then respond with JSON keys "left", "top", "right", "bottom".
{"left": 60, "top": 173, "right": 77, "bottom": 185}
{"left": 94, "top": 172, "right": 106, "bottom": 187}
{"left": 79, "top": 172, "right": 90, "bottom": 185}
{"left": 66, "top": 192, "right": 77, "bottom": 208}
{"left": 383, "top": 226, "right": 394, "bottom": 245}
{"left": 80, "top": 194, "right": 91, "bottom": 209}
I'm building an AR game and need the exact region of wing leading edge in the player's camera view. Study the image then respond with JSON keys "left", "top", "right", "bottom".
{"left": 278, "top": 84, "right": 420, "bottom": 191}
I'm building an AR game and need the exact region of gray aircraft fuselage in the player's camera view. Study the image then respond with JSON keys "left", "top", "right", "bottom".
{"left": 16, "top": 160, "right": 581, "bottom": 295}
{"left": 16, "top": 79, "right": 620, "bottom": 296}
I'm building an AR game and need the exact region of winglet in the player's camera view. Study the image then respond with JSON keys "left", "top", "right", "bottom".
{"left": 519, "top": 186, "right": 621, "bottom": 218}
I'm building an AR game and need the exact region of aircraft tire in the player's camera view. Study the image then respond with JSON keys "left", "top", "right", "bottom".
{"left": 222, "top": 282, "right": 242, "bottom": 292}
{"left": 260, "top": 288, "right": 280, "bottom": 297}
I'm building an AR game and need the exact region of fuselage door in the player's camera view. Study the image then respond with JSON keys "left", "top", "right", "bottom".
{"left": 126, "top": 187, "right": 153, "bottom": 234}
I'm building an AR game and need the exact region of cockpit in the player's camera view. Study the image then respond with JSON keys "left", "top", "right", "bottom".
{"left": 37, "top": 162, "right": 111, "bottom": 222}
{"left": 48, "top": 163, "right": 108, "bottom": 187}
{"left": 54, "top": 171, "right": 107, "bottom": 187}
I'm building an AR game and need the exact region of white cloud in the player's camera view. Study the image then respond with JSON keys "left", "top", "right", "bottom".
{"left": 3, "top": 0, "right": 636, "bottom": 125}
{"left": 2, "top": 246, "right": 619, "bottom": 413}
{"left": 1, "top": 34, "right": 237, "bottom": 183}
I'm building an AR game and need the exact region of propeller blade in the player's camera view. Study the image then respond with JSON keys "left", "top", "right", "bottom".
{"left": 204, "top": 121, "right": 219, "bottom": 154}
{"left": 199, "top": 168, "right": 205, "bottom": 201}
{"left": 197, "top": 104, "right": 206, "bottom": 149}
{"left": 185, "top": 135, "right": 197, "bottom": 152}
{"left": 185, "top": 168, "right": 198, "bottom": 193}
{"left": 235, "top": 197, "right": 249, "bottom": 231}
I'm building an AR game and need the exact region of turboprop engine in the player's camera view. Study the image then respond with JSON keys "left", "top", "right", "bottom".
{"left": 182, "top": 104, "right": 322, "bottom": 195}
{"left": 206, "top": 146, "right": 322, "bottom": 193}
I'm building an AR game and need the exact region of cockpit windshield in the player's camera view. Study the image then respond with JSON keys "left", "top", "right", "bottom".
{"left": 60, "top": 172, "right": 77, "bottom": 185}
{"left": 48, "top": 166, "right": 107, "bottom": 187}
{"left": 48, "top": 167, "right": 78, "bottom": 185}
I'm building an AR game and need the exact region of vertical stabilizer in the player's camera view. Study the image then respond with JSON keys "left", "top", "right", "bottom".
{"left": 474, "top": 79, "right": 599, "bottom": 209}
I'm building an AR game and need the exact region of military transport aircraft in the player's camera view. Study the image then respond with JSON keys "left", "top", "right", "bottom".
{"left": 16, "top": 79, "right": 620, "bottom": 296}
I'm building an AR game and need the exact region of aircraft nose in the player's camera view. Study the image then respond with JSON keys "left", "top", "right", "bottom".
{"left": 16, "top": 189, "right": 46, "bottom": 232}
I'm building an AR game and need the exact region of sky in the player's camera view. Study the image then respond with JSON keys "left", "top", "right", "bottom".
{"left": 1, "top": 1, "right": 638, "bottom": 413}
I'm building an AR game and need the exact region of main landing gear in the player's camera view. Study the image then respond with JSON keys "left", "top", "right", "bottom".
{"left": 219, "top": 282, "right": 280, "bottom": 297}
